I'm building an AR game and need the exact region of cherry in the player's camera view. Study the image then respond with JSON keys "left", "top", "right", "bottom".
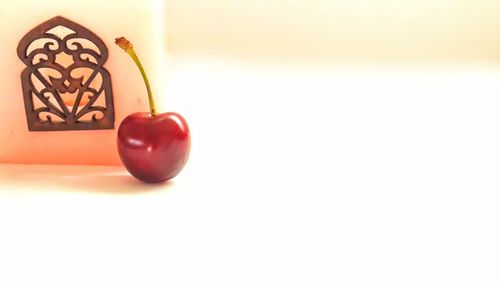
{"left": 115, "top": 37, "right": 190, "bottom": 183}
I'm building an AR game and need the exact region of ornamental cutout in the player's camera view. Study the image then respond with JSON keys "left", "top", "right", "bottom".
{"left": 17, "top": 16, "right": 115, "bottom": 131}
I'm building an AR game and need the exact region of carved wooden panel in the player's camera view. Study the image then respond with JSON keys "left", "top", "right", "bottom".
{"left": 17, "top": 16, "right": 115, "bottom": 131}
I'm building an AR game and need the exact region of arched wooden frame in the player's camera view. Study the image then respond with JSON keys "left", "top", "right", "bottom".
{"left": 17, "top": 16, "right": 115, "bottom": 131}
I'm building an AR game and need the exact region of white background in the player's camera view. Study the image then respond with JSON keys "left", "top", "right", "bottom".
{"left": 1, "top": 59, "right": 500, "bottom": 280}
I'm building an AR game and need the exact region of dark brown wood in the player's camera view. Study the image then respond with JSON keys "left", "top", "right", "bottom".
{"left": 17, "top": 16, "right": 115, "bottom": 131}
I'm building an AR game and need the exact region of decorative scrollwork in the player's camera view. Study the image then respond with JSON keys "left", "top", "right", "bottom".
{"left": 17, "top": 16, "right": 115, "bottom": 131}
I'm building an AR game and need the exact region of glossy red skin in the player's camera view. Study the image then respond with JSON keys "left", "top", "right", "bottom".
{"left": 117, "top": 112, "right": 191, "bottom": 183}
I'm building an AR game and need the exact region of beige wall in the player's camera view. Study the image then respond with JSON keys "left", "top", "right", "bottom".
{"left": 166, "top": 0, "right": 500, "bottom": 63}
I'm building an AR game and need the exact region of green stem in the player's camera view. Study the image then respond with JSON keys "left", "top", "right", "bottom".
{"left": 126, "top": 48, "right": 157, "bottom": 116}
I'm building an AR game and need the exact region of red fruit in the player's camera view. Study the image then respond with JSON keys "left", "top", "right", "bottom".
{"left": 117, "top": 112, "right": 190, "bottom": 183}
{"left": 115, "top": 37, "right": 191, "bottom": 183}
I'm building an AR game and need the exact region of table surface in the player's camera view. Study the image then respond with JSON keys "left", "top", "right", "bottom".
{"left": 1, "top": 60, "right": 500, "bottom": 280}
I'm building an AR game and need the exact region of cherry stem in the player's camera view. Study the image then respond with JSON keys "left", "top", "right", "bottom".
{"left": 115, "top": 37, "right": 157, "bottom": 116}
